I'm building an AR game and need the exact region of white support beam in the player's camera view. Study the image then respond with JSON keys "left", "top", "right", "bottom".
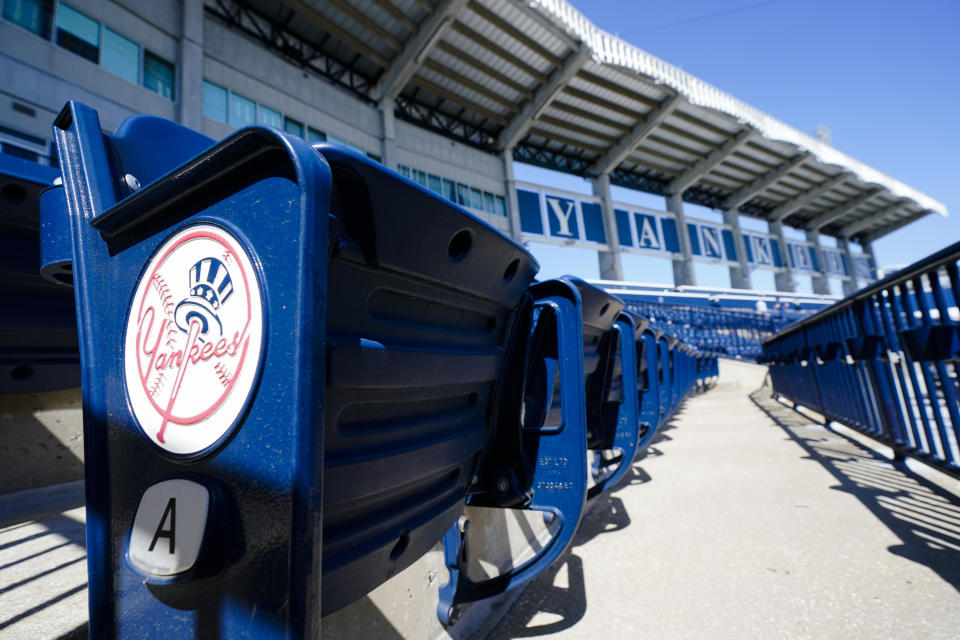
{"left": 503, "top": 146, "right": 523, "bottom": 242}
{"left": 858, "top": 214, "right": 928, "bottom": 244}
{"left": 724, "top": 152, "right": 808, "bottom": 211}
{"left": 592, "top": 174, "right": 624, "bottom": 280}
{"left": 806, "top": 230, "right": 831, "bottom": 295}
{"left": 667, "top": 128, "right": 756, "bottom": 195}
{"left": 769, "top": 220, "right": 795, "bottom": 293}
{"left": 804, "top": 187, "right": 883, "bottom": 231}
{"left": 497, "top": 43, "right": 591, "bottom": 150}
{"left": 840, "top": 198, "right": 911, "bottom": 238}
{"left": 667, "top": 192, "right": 696, "bottom": 286}
{"left": 839, "top": 236, "right": 858, "bottom": 295}
{"left": 768, "top": 172, "right": 848, "bottom": 223}
{"left": 589, "top": 95, "right": 681, "bottom": 176}
{"left": 722, "top": 208, "right": 751, "bottom": 290}
{"left": 370, "top": 0, "right": 469, "bottom": 103}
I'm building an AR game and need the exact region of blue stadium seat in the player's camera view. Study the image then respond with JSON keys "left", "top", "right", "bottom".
{"left": 0, "top": 153, "right": 78, "bottom": 393}
{"left": 437, "top": 277, "right": 590, "bottom": 621}
{"left": 44, "top": 101, "right": 541, "bottom": 636}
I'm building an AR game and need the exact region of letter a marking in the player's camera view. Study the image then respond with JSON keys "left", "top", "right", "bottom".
{"left": 149, "top": 497, "right": 176, "bottom": 554}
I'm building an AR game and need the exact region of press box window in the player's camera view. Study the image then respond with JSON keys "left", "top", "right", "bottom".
{"left": 456, "top": 183, "right": 470, "bottom": 207}
{"left": 229, "top": 93, "right": 255, "bottom": 127}
{"left": 483, "top": 191, "right": 495, "bottom": 214}
{"left": 306, "top": 127, "right": 326, "bottom": 143}
{"left": 56, "top": 4, "right": 99, "bottom": 63}
{"left": 284, "top": 118, "right": 304, "bottom": 138}
{"left": 257, "top": 105, "right": 283, "bottom": 129}
{"left": 3, "top": 0, "right": 53, "bottom": 38}
{"left": 470, "top": 187, "right": 483, "bottom": 210}
{"left": 102, "top": 27, "right": 138, "bottom": 84}
{"left": 143, "top": 51, "right": 174, "bottom": 100}
{"left": 202, "top": 81, "right": 227, "bottom": 122}
{"left": 442, "top": 179, "right": 456, "bottom": 202}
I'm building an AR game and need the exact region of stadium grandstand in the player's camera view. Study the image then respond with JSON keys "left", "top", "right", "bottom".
{"left": 0, "top": 0, "right": 946, "bottom": 297}
{"left": 1, "top": 1, "right": 958, "bottom": 639}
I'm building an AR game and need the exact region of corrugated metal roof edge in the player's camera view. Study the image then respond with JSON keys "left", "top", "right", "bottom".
{"left": 528, "top": 0, "right": 948, "bottom": 218}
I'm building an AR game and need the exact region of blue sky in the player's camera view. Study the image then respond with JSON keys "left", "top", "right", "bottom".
{"left": 517, "top": 0, "right": 959, "bottom": 292}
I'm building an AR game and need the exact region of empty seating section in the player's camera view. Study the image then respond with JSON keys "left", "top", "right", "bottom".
{"left": 623, "top": 299, "right": 803, "bottom": 360}
{"left": 599, "top": 283, "right": 829, "bottom": 361}
{"left": 762, "top": 241, "right": 960, "bottom": 480}
{"left": 16, "top": 102, "right": 715, "bottom": 637}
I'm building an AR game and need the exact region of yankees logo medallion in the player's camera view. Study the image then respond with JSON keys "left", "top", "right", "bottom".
{"left": 124, "top": 224, "right": 264, "bottom": 456}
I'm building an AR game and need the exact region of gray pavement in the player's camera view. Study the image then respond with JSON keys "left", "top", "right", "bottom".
{"left": 489, "top": 360, "right": 960, "bottom": 639}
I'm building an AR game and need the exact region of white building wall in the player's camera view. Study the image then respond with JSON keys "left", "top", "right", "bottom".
{"left": 0, "top": 0, "right": 512, "bottom": 229}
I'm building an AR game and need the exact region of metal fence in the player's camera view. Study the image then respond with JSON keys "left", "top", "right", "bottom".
{"left": 761, "top": 241, "right": 960, "bottom": 480}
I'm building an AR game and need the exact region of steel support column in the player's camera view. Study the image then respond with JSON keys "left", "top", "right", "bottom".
{"left": 667, "top": 192, "right": 695, "bottom": 286}
{"left": 805, "top": 229, "right": 831, "bottom": 295}
{"left": 722, "top": 208, "right": 751, "bottom": 289}
{"left": 591, "top": 174, "right": 624, "bottom": 280}
{"left": 769, "top": 220, "right": 795, "bottom": 292}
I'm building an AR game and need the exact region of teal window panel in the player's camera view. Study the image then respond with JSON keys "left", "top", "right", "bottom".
{"left": 229, "top": 93, "right": 256, "bottom": 127}
{"left": 56, "top": 4, "right": 99, "bottom": 63}
{"left": 202, "top": 81, "right": 228, "bottom": 122}
{"left": 494, "top": 195, "right": 506, "bottom": 217}
{"left": 3, "top": 0, "right": 53, "bottom": 38}
{"left": 102, "top": 27, "right": 138, "bottom": 83}
{"left": 258, "top": 105, "right": 283, "bottom": 128}
{"left": 284, "top": 117, "right": 304, "bottom": 137}
{"left": 143, "top": 51, "right": 175, "bottom": 99}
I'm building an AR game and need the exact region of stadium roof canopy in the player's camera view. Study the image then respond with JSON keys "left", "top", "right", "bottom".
{"left": 211, "top": 0, "right": 947, "bottom": 243}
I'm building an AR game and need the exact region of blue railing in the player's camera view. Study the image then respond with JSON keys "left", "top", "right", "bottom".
{"left": 762, "top": 241, "right": 960, "bottom": 480}
{"left": 22, "top": 101, "right": 718, "bottom": 638}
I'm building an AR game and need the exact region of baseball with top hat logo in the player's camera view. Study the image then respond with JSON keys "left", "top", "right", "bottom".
{"left": 124, "top": 224, "right": 264, "bottom": 456}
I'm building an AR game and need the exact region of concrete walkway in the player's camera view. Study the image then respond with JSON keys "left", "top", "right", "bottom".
{"left": 3, "top": 360, "right": 960, "bottom": 639}
{"left": 489, "top": 360, "right": 960, "bottom": 639}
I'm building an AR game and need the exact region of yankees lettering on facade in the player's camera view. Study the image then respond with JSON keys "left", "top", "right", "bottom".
{"left": 123, "top": 224, "right": 264, "bottom": 457}
{"left": 546, "top": 196, "right": 576, "bottom": 237}
{"left": 637, "top": 215, "right": 660, "bottom": 248}
{"left": 700, "top": 226, "right": 722, "bottom": 259}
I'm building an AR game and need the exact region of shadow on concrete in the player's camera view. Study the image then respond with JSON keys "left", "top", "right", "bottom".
{"left": 487, "top": 399, "right": 692, "bottom": 638}
{"left": 0, "top": 511, "right": 87, "bottom": 636}
{"left": 0, "top": 388, "right": 84, "bottom": 494}
{"left": 750, "top": 387, "right": 960, "bottom": 592}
